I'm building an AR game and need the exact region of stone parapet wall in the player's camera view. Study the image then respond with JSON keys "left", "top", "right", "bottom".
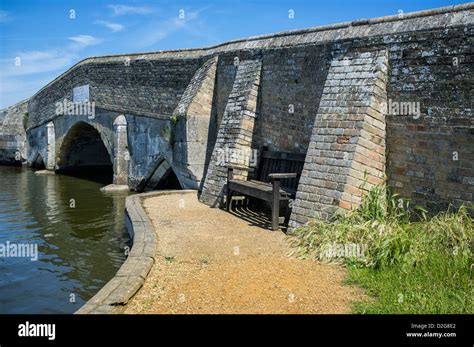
{"left": 26, "top": 4, "right": 472, "bottom": 130}
{"left": 27, "top": 58, "right": 204, "bottom": 128}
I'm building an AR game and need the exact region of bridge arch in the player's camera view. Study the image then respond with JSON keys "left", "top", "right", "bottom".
{"left": 139, "top": 156, "right": 182, "bottom": 191}
{"left": 56, "top": 121, "right": 113, "bottom": 181}
{"left": 30, "top": 152, "right": 45, "bottom": 169}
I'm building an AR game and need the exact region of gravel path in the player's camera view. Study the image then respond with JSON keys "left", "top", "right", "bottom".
{"left": 124, "top": 192, "right": 364, "bottom": 314}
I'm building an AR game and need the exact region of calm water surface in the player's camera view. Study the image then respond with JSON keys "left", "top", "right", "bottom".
{"left": 0, "top": 165, "right": 130, "bottom": 313}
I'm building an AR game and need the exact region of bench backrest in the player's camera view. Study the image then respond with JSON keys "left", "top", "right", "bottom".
{"left": 256, "top": 150, "right": 306, "bottom": 191}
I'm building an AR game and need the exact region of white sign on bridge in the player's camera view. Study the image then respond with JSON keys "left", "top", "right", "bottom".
{"left": 73, "top": 85, "right": 90, "bottom": 103}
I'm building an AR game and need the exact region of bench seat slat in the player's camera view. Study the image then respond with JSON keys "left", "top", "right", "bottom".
{"left": 229, "top": 179, "right": 293, "bottom": 202}
{"left": 226, "top": 149, "right": 304, "bottom": 230}
{"left": 261, "top": 151, "right": 306, "bottom": 162}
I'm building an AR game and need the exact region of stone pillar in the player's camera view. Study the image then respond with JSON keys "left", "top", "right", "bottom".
{"left": 46, "top": 121, "right": 55, "bottom": 170}
{"left": 113, "top": 115, "right": 129, "bottom": 186}
{"left": 200, "top": 59, "right": 262, "bottom": 207}
{"left": 289, "top": 49, "right": 388, "bottom": 230}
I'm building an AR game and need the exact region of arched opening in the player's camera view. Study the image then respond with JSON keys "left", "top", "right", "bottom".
{"left": 154, "top": 169, "right": 182, "bottom": 190}
{"left": 56, "top": 122, "right": 113, "bottom": 184}
{"left": 143, "top": 158, "right": 182, "bottom": 191}
{"left": 30, "top": 152, "right": 45, "bottom": 169}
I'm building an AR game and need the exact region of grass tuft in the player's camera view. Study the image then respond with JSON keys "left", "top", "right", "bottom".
{"left": 288, "top": 182, "right": 474, "bottom": 313}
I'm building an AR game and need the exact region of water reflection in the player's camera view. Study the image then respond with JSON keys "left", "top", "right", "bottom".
{"left": 0, "top": 166, "right": 130, "bottom": 313}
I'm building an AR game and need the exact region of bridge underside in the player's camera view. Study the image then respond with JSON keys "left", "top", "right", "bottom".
{"left": 56, "top": 121, "right": 112, "bottom": 177}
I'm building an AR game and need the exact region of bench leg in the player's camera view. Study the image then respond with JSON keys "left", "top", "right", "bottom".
{"left": 271, "top": 203, "right": 280, "bottom": 231}
{"left": 226, "top": 189, "right": 233, "bottom": 212}
{"left": 271, "top": 179, "right": 280, "bottom": 231}
{"left": 283, "top": 202, "right": 291, "bottom": 227}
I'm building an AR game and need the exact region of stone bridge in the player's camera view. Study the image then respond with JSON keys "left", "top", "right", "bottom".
{"left": 26, "top": 55, "right": 219, "bottom": 191}
{"left": 1, "top": 3, "right": 472, "bottom": 229}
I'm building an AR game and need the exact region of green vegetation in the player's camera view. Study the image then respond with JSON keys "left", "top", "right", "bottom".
{"left": 160, "top": 124, "right": 173, "bottom": 143}
{"left": 170, "top": 114, "right": 179, "bottom": 125}
{"left": 289, "top": 183, "right": 474, "bottom": 314}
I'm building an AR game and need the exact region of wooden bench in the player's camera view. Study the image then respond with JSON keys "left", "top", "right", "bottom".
{"left": 226, "top": 150, "right": 305, "bottom": 230}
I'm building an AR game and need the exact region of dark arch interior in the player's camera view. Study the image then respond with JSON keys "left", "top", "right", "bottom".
{"left": 56, "top": 122, "right": 113, "bottom": 184}
{"left": 143, "top": 159, "right": 182, "bottom": 191}
{"left": 154, "top": 169, "right": 182, "bottom": 190}
{"left": 30, "top": 152, "right": 45, "bottom": 170}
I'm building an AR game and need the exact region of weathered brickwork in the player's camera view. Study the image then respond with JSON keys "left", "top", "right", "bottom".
{"left": 27, "top": 58, "right": 204, "bottom": 127}
{"left": 0, "top": 100, "right": 28, "bottom": 164}
{"left": 0, "top": 4, "right": 470, "bottom": 221}
{"left": 212, "top": 47, "right": 332, "bottom": 154}
{"left": 173, "top": 56, "right": 219, "bottom": 189}
{"left": 382, "top": 26, "right": 473, "bottom": 213}
{"left": 387, "top": 124, "right": 473, "bottom": 212}
{"left": 289, "top": 49, "right": 388, "bottom": 228}
{"left": 200, "top": 59, "right": 262, "bottom": 206}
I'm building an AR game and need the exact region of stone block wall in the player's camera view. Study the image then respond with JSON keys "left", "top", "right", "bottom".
{"left": 289, "top": 49, "right": 388, "bottom": 228}
{"left": 0, "top": 100, "right": 28, "bottom": 164}
{"left": 213, "top": 46, "right": 332, "bottom": 155}
{"left": 255, "top": 46, "right": 332, "bottom": 153}
{"left": 27, "top": 58, "right": 204, "bottom": 127}
{"left": 381, "top": 25, "right": 473, "bottom": 212}
{"left": 173, "top": 56, "right": 219, "bottom": 189}
{"left": 125, "top": 114, "right": 173, "bottom": 190}
{"left": 200, "top": 59, "right": 262, "bottom": 206}
{"left": 386, "top": 123, "right": 474, "bottom": 212}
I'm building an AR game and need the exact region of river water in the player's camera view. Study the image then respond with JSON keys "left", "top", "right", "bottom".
{"left": 0, "top": 165, "right": 130, "bottom": 313}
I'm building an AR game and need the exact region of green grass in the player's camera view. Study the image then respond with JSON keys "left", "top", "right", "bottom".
{"left": 346, "top": 251, "right": 473, "bottom": 313}
{"left": 289, "top": 182, "right": 474, "bottom": 314}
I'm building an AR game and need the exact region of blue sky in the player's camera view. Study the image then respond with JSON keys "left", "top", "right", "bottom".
{"left": 0, "top": 0, "right": 467, "bottom": 108}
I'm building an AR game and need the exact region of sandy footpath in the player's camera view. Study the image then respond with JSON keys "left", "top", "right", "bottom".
{"left": 124, "top": 192, "right": 364, "bottom": 314}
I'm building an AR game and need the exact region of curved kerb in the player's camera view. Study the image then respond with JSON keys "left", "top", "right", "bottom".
{"left": 75, "top": 190, "right": 197, "bottom": 314}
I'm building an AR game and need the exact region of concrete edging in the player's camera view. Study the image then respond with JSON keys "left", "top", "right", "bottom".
{"left": 75, "top": 189, "right": 196, "bottom": 314}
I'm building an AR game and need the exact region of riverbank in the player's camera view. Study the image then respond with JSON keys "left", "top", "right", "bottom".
{"left": 290, "top": 184, "right": 474, "bottom": 314}
{"left": 123, "top": 191, "right": 364, "bottom": 314}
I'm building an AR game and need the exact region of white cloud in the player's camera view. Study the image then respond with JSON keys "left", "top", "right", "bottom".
{"left": 95, "top": 20, "right": 124, "bottom": 32}
{"left": 68, "top": 35, "right": 102, "bottom": 49}
{"left": 108, "top": 4, "right": 154, "bottom": 16}
{"left": 0, "top": 76, "right": 52, "bottom": 108}
{"left": 1, "top": 36, "right": 101, "bottom": 79}
{"left": 0, "top": 10, "right": 11, "bottom": 23}
{"left": 137, "top": 10, "right": 200, "bottom": 47}
{"left": 0, "top": 34, "right": 102, "bottom": 107}
{"left": 0, "top": 50, "right": 75, "bottom": 78}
